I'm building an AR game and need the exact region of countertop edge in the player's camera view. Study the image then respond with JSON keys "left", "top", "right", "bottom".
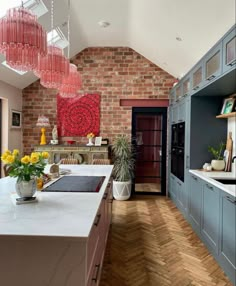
{"left": 189, "top": 170, "right": 236, "bottom": 197}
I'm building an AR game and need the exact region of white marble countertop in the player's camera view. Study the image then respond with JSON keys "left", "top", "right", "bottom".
{"left": 0, "top": 165, "right": 113, "bottom": 240}
{"left": 189, "top": 170, "right": 236, "bottom": 197}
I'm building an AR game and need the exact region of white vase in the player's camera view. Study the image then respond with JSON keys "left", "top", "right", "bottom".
{"left": 113, "top": 180, "right": 132, "bottom": 200}
{"left": 211, "top": 160, "right": 225, "bottom": 171}
{"left": 86, "top": 138, "right": 94, "bottom": 146}
{"left": 15, "top": 178, "right": 37, "bottom": 198}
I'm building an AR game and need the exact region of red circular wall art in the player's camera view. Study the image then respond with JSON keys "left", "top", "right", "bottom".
{"left": 57, "top": 94, "right": 100, "bottom": 137}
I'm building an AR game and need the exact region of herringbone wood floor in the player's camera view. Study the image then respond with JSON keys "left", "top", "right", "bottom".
{"left": 100, "top": 196, "right": 233, "bottom": 286}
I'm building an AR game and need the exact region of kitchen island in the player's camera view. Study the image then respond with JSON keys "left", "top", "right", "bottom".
{"left": 0, "top": 165, "right": 113, "bottom": 286}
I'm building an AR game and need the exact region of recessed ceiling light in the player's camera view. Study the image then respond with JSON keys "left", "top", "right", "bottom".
{"left": 176, "top": 37, "right": 183, "bottom": 41}
{"left": 98, "top": 21, "right": 110, "bottom": 28}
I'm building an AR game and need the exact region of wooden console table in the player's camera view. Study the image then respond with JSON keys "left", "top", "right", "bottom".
{"left": 34, "top": 145, "right": 109, "bottom": 164}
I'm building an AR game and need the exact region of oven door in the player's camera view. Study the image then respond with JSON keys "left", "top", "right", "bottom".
{"left": 171, "top": 124, "right": 178, "bottom": 147}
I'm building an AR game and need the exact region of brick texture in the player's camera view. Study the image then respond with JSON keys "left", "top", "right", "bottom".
{"left": 22, "top": 47, "right": 175, "bottom": 154}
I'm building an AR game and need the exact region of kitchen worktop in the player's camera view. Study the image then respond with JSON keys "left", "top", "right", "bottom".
{"left": 0, "top": 165, "right": 113, "bottom": 240}
{"left": 189, "top": 169, "right": 236, "bottom": 197}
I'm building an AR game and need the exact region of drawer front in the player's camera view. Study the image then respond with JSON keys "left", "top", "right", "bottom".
{"left": 87, "top": 220, "right": 99, "bottom": 276}
{"left": 91, "top": 147, "right": 108, "bottom": 152}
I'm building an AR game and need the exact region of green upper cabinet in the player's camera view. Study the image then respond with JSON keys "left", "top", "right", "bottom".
{"left": 191, "top": 61, "right": 204, "bottom": 93}
{"left": 203, "top": 42, "right": 223, "bottom": 85}
{"left": 182, "top": 75, "right": 191, "bottom": 97}
{"left": 168, "top": 24, "right": 235, "bottom": 101}
{"left": 175, "top": 83, "right": 182, "bottom": 102}
{"left": 222, "top": 25, "right": 236, "bottom": 74}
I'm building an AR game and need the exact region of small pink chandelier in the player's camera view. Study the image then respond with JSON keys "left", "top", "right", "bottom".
{"left": 59, "top": 63, "right": 82, "bottom": 97}
{"left": 34, "top": 45, "right": 69, "bottom": 89}
{"left": 0, "top": 6, "right": 47, "bottom": 71}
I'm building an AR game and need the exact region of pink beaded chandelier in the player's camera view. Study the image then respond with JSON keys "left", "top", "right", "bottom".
{"left": 0, "top": 4, "right": 47, "bottom": 72}
{"left": 58, "top": 0, "right": 82, "bottom": 97}
{"left": 59, "top": 63, "right": 82, "bottom": 97}
{"left": 35, "top": 45, "right": 69, "bottom": 89}
{"left": 34, "top": 0, "right": 69, "bottom": 89}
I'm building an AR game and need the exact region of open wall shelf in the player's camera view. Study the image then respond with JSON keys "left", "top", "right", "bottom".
{"left": 216, "top": 112, "right": 236, "bottom": 119}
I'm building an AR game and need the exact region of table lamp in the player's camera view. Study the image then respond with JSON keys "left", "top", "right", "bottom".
{"left": 36, "top": 115, "right": 50, "bottom": 145}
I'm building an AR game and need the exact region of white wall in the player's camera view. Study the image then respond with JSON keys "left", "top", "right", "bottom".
{"left": 0, "top": 80, "right": 22, "bottom": 176}
{"left": 227, "top": 117, "right": 236, "bottom": 174}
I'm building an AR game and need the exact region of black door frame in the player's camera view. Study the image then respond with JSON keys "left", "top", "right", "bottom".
{"left": 131, "top": 107, "right": 167, "bottom": 196}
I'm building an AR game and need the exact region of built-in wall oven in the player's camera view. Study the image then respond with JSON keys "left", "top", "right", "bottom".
{"left": 171, "top": 122, "right": 185, "bottom": 182}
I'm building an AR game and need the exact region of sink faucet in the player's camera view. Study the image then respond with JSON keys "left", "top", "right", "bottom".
{"left": 232, "top": 156, "right": 236, "bottom": 163}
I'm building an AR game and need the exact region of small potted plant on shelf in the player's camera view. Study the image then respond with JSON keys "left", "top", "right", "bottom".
{"left": 208, "top": 142, "right": 226, "bottom": 171}
{"left": 112, "top": 134, "right": 135, "bottom": 200}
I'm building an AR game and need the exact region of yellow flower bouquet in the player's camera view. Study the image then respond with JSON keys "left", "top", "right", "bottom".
{"left": 1, "top": 149, "right": 49, "bottom": 182}
{"left": 87, "top": 132, "right": 95, "bottom": 139}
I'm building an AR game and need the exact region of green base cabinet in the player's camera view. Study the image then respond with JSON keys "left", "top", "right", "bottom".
{"left": 189, "top": 174, "right": 202, "bottom": 235}
{"left": 201, "top": 183, "right": 220, "bottom": 255}
{"left": 219, "top": 192, "right": 236, "bottom": 284}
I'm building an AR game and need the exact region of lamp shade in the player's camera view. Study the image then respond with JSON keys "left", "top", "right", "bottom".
{"left": 34, "top": 45, "right": 69, "bottom": 89}
{"left": 59, "top": 64, "right": 82, "bottom": 97}
{"left": 0, "top": 7, "right": 47, "bottom": 72}
{"left": 36, "top": 115, "right": 50, "bottom": 127}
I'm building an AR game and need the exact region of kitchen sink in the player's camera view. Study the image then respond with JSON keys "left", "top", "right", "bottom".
{"left": 213, "top": 178, "right": 236, "bottom": 185}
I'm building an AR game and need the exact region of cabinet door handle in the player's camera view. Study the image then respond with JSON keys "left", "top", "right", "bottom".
{"left": 186, "top": 155, "right": 190, "bottom": 169}
{"left": 177, "top": 181, "right": 181, "bottom": 186}
{"left": 192, "top": 175, "right": 198, "bottom": 181}
{"left": 94, "top": 214, "right": 101, "bottom": 226}
{"left": 92, "top": 264, "right": 100, "bottom": 282}
{"left": 226, "top": 196, "right": 236, "bottom": 204}
{"left": 207, "top": 75, "right": 215, "bottom": 81}
{"left": 206, "top": 184, "right": 214, "bottom": 191}
{"left": 228, "top": 59, "right": 236, "bottom": 66}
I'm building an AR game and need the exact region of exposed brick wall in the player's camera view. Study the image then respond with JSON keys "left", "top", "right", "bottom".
{"left": 22, "top": 47, "right": 175, "bottom": 154}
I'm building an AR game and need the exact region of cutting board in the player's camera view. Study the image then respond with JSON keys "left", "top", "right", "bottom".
{"left": 225, "top": 132, "right": 233, "bottom": 172}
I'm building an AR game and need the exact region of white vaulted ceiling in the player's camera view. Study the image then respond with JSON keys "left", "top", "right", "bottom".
{"left": 0, "top": 0, "right": 235, "bottom": 89}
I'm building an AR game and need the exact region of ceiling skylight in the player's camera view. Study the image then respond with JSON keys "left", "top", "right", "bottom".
{"left": 0, "top": 0, "right": 48, "bottom": 19}
{"left": 47, "top": 28, "right": 69, "bottom": 50}
{"left": 2, "top": 61, "right": 27, "bottom": 75}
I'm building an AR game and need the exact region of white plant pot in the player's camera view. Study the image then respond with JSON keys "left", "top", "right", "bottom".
{"left": 113, "top": 180, "right": 132, "bottom": 201}
{"left": 211, "top": 160, "right": 225, "bottom": 171}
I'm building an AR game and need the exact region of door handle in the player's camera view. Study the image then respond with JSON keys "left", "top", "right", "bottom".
{"left": 92, "top": 264, "right": 100, "bottom": 282}
{"left": 94, "top": 214, "right": 101, "bottom": 226}
{"left": 206, "top": 184, "right": 214, "bottom": 191}
{"left": 207, "top": 74, "right": 215, "bottom": 81}
{"left": 226, "top": 196, "right": 236, "bottom": 204}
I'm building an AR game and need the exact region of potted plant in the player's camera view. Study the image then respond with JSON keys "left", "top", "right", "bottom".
{"left": 112, "top": 135, "right": 135, "bottom": 200}
{"left": 208, "top": 142, "right": 226, "bottom": 171}
{"left": 1, "top": 149, "right": 49, "bottom": 197}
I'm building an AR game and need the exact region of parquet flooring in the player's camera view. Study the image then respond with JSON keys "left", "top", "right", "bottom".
{"left": 135, "top": 183, "right": 161, "bottom": 193}
{"left": 100, "top": 196, "right": 233, "bottom": 286}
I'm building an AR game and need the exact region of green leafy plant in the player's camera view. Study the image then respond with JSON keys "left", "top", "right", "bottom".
{"left": 112, "top": 135, "right": 135, "bottom": 182}
{"left": 208, "top": 142, "right": 226, "bottom": 160}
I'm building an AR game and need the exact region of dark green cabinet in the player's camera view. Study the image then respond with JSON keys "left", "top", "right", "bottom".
{"left": 169, "top": 174, "right": 177, "bottom": 201}
{"left": 201, "top": 182, "right": 220, "bottom": 255}
{"left": 170, "top": 97, "right": 186, "bottom": 124}
{"left": 203, "top": 42, "right": 222, "bottom": 85}
{"left": 189, "top": 174, "right": 202, "bottom": 234}
{"left": 219, "top": 192, "right": 236, "bottom": 284}
{"left": 222, "top": 25, "right": 236, "bottom": 74}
